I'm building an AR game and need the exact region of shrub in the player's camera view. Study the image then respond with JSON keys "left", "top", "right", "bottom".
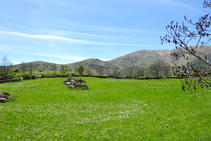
{"left": 78, "top": 64, "right": 84, "bottom": 74}
{"left": 132, "top": 74, "right": 138, "bottom": 78}
{"left": 22, "top": 73, "right": 31, "bottom": 80}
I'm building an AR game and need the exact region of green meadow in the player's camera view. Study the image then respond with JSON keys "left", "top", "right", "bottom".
{"left": 0, "top": 77, "right": 210, "bottom": 140}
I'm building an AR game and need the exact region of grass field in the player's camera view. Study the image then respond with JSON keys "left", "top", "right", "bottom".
{"left": 0, "top": 77, "right": 210, "bottom": 140}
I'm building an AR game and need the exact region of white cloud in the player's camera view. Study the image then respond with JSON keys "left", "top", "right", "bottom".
{"left": 0, "top": 45, "right": 87, "bottom": 61}
{"left": 42, "top": 29, "right": 126, "bottom": 39}
{"left": 0, "top": 45, "right": 113, "bottom": 63}
{"left": 0, "top": 30, "right": 164, "bottom": 47}
{"left": 0, "top": 31, "right": 81, "bottom": 42}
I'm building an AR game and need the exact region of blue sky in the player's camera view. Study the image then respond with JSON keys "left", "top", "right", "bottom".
{"left": 0, "top": 0, "right": 204, "bottom": 64}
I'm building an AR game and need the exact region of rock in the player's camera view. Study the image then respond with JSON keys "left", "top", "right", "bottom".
{"left": 63, "top": 77, "right": 89, "bottom": 90}
{"left": 20, "top": 77, "right": 23, "bottom": 80}
{"left": 66, "top": 82, "right": 71, "bottom": 85}
{"left": 0, "top": 98, "right": 7, "bottom": 103}
{"left": 38, "top": 75, "right": 42, "bottom": 78}
{"left": 68, "top": 85, "right": 75, "bottom": 89}
{"left": 3, "top": 92, "right": 10, "bottom": 96}
{"left": 63, "top": 80, "right": 67, "bottom": 85}
{"left": 77, "top": 78, "right": 86, "bottom": 83}
{"left": 0, "top": 92, "right": 11, "bottom": 103}
{"left": 0, "top": 94, "right": 10, "bottom": 100}
{"left": 82, "top": 84, "right": 89, "bottom": 90}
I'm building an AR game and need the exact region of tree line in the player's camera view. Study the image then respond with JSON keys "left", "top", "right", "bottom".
{"left": 56, "top": 61, "right": 172, "bottom": 78}
{"left": 0, "top": 55, "right": 173, "bottom": 79}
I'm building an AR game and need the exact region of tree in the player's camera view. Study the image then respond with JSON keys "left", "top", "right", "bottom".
{"left": 124, "top": 66, "right": 136, "bottom": 77}
{"left": 150, "top": 61, "right": 170, "bottom": 78}
{"left": 144, "top": 70, "right": 149, "bottom": 78}
{"left": 161, "top": 1, "right": 211, "bottom": 92}
{"left": 78, "top": 64, "right": 84, "bottom": 74}
{"left": 137, "top": 69, "right": 145, "bottom": 78}
{"left": 38, "top": 65, "right": 43, "bottom": 72}
{"left": 74, "top": 66, "right": 78, "bottom": 73}
{"left": 60, "top": 64, "right": 68, "bottom": 75}
{"left": 28, "top": 62, "right": 34, "bottom": 76}
{"left": 162, "top": 64, "right": 171, "bottom": 77}
{"left": 85, "top": 67, "right": 91, "bottom": 75}
{"left": 7, "top": 64, "right": 14, "bottom": 78}
{"left": 51, "top": 64, "right": 57, "bottom": 74}
{"left": 112, "top": 66, "right": 121, "bottom": 77}
{"left": 20, "top": 61, "right": 27, "bottom": 74}
{"left": 168, "top": 70, "right": 173, "bottom": 77}
{"left": 0, "top": 55, "right": 13, "bottom": 79}
{"left": 64, "top": 66, "right": 68, "bottom": 74}
{"left": 96, "top": 66, "right": 104, "bottom": 76}
{"left": 45, "top": 69, "right": 50, "bottom": 76}
{"left": 150, "top": 61, "right": 162, "bottom": 78}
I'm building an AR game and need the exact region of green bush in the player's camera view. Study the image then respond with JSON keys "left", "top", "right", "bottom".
{"left": 78, "top": 64, "right": 84, "bottom": 74}
{"left": 22, "top": 73, "right": 31, "bottom": 79}
{"left": 132, "top": 74, "right": 138, "bottom": 78}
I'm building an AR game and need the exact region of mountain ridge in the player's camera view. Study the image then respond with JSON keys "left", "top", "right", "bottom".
{"left": 15, "top": 46, "right": 211, "bottom": 73}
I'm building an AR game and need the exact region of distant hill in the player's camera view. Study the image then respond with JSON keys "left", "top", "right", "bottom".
{"left": 32, "top": 61, "right": 60, "bottom": 70}
{"left": 107, "top": 50, "right": 175, "bottom": 70}
{"left": 15, "top": 46, "right": 211, "bottom": 73}
{"left": 14, "top": 61, "right": 60, "bottom": 71}
{"left": 64, "top": 49, "right": 177, "bottom": 72}
{"left": 66, "top": 59, "right": 108, "bottom": 72}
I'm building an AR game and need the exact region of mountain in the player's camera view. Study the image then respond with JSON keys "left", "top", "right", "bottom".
{"left": 66, "top": 59, "right": 108, "bottom": 72}
{"left": 32, "top": 61, "right": 60, "bottom": 70}
{"left": 106, "top": 46, "right": 211, "bottom": 71}
{"left": 175, "top": 46, "right": 211, "bottom": 66}
{"left": 107, "top": 50, "right": 175, "bottom": 70}
{"left": 14, "top": 61, "right": 60, "bottom": 71}
{"left": 15, "top": 46, "right": 211, "bottom": 72}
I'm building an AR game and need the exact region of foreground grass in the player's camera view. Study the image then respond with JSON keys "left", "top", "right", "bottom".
{"left": 0, "top": 77, "right": 210, "bottom": 140}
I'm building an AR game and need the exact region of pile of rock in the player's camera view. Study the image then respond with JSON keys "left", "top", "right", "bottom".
{"left": 63, "top": 77, "right": 89, "bottom": 90}
{"left": 0, "top": 92, "right": 11, "bottom": 103}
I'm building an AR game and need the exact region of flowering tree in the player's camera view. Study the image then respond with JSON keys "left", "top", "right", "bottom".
{"left": 161, "top": 0, "right": 211, "bottom": 92}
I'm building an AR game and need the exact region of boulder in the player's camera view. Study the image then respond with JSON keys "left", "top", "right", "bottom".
{"left": 66, "top": 82, "right": 71, "bottom": 85}
{"left": 3, "top": 92, "right": 11, "bottom": 96}
{"left": 68, "top": 85, "right": 75, "bottom": 89}
{"left": 63, "top": 77, "right": 89, "bottom": 90}
{"left": 0, "top": 98, "right": 7, "bottom": 103}
{"left": 0, "top": 94, "right": 10, "bottom": 100}
{"left": 0, "top": 92, "right": 11, "bottom": 103}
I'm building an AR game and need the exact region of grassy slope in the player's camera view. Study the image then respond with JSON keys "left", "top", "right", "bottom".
{"left": 0, "top": 78, "right": 210, "bottom": 140}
